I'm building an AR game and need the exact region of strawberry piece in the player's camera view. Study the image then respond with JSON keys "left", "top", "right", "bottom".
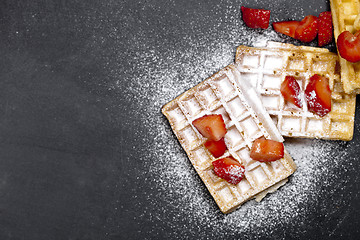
{"left": 250, "top": 138, "right": 284, "bottom": 162}
{"left": 273, "top": 21, "right": 300, "bottom": 38}
{"left": 337, "top": 31, "right": 360, "bottom": 63}
{"left": 204, "top": 138, "right": 227, "bottom": 158}
{"left": 295, "top": 15, "right": 318, "bottom": 42}
{"left": 318, "top": 11, "right": 333, "bottom": 47}
{"left": 192, "top": 114, "right": 227, "bottom": 141}
{"left": 241, "top": 6, "right": 270, "bottom": 29}
{"left": 212, "top": 157, "right": 245, "bottom": 185}
{"left": 280, "top": 76, "right": 302, "bottom": 108}
{"left": 304, "top": 74, "right": 332, "bottom": 117}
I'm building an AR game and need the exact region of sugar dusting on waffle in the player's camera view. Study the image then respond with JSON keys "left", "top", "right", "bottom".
{"left": 103, "top": 1, "right": 358, "bottom": 238}
{"left": 162, "top": 64, "right": 296, "bottom": 213}
{"left": 121, "top": 31, "right": 353, "bottom": 240}
{"left": 134, "top": 53, "right": 356, "bottom": 237}
{"left": 235, "top": 43, "right": 356, "bottom": 141}
{"left": 147, "top": 127, "right": 356, "bottom": 238}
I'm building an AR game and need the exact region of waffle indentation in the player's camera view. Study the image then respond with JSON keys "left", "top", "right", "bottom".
{"left": 262, "top": 95, "right": 280, "bottom": 110}
{"left": 330, "top": 120, "right": 352, "bottom": 134}
{"left": 197, "top": 86, "right": 218, "bottom": 109}
{"left": 332, "top": 99, "right": 351, "bottom": 114}
{"left": 237, "top": 179, "right": 252, "bottom": 194}
{"left": 268, "top": 160, "right": 285, "bottom": 175}
{"left": 307, "top": 118, "right": 324, "bottom": 133}
{"left": 281, "top": 116, "right": 302, "bottom": 132}
{"left": 179, "top": 126, "right": 199, "bottom": 148}
{"left": 343, "top": 1, "right": 357, "bottom": 15}
{"left": 225, "top": 126, "right": 244, "bottom": 149}
{"left": 287, "top": 58, "right": 305, "bottom": 71}
{"left": 218, "top": 187, "right": 235, "bottom": 203}
{"left": 214, "top": 76, "right": 235, "bottom": 97}
{"left": 248, "top": 165, "right": 269, "bottom": 185}
{"left": 227, "top": 97, "right": 246, "bottom": 118}
{"left": 168, "top": 106, "right": 186, "bottom": 129}
{"left": 240, "top": 117, "right": 261, "bottom": 138}
{"left": 264, "top": 55, "right": 284, "bottom": 70}
{"left": 262, "top": 74, "right": 281, "bottom": 91}
{"left": 312, "top": 60, "right": 329, "bottom": 72}
{"left": 235, "top": 147, "right": 256, "bottom": 166}
{"left": 192, "top": 146, "right": 211, "bottom": 168}
{"left": 182, "top": 96, "right": 202, "bottom": 117}
{"left": 207, "top": 169, "right": 222, "bottom": 184}
{"left": 243, "top": 54, "right": 260, "bottom": 68}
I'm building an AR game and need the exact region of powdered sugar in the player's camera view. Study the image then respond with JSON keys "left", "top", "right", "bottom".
{"left": 107, "top": 1, "right": 357, "bottom": 238}
{"left": 147, "top": 130, "right": 354, "bottom": 238}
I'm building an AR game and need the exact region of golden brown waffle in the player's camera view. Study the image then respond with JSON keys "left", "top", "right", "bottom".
{"left": 235, "top": 42, "right": 356, "bottom": 141}
{"left": 162, "top": 64, "right": 296, "bottom": 213}
{"left": 330, "top": 0, "right": 360, "bottom": 93}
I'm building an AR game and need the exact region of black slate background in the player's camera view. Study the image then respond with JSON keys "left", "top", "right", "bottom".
{"left": 0, "top": 0, "right": 359, "bottom": 239}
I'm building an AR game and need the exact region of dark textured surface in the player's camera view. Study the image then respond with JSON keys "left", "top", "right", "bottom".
{"left": 0, "top": 0, "right": 359, "bottom": 239}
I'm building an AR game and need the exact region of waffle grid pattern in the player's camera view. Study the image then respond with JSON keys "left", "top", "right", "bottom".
{"left": 330, "top": 0, "right": 360, "bottom": 93}
{"left": 162, "top": 65, "right": 296, "bottom": 213}
{"left": 235, "top": 43, "right": 356, "bottom": 141}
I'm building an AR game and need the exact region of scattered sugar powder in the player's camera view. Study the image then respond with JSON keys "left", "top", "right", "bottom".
{"left": 144, "top": 123, "right": 356, "bottom": 239}
{"left": 102, "top": 1, "right": 357, "bottom": 238}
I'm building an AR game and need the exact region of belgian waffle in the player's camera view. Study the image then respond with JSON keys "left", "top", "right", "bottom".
{"left": 330, "top": 0, "right": 360, "bottom": 93}
{"left": 162, "top": 64, "right": 296, "bottom": 213}
{"left": 235, "top": 42, "right": 356, "bottom": 141}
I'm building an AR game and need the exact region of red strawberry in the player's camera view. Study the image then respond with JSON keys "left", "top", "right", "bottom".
{"left": 318, "top": 11, "right": 333, "bottom": 47}
{"left": 192, "top": 114, "right": 227, "bottom": 141}
{"left": 204, "top": 138, "right": 227, "bottom": 158}
{"left": 295, "top": 15, "right": 318, "bottom": 42}
{"left": 273, "top": 21, "right": 300, "bottom": 38}
{"left": 212, "top": 157, "right": 245, "bottom": 185}
{"left": 280, "top": 76, "right": 302, "bottom": 108}
{"left": 304, "top": 74, "right": 331, "bottom": 117}
{"left": 250, "top": 138, "right": 284, "bottom": 162}
{"left": 241, "top": 6, "right": 270, "bottom": 29}
{"left": 337, "top": 31, "right": 360, "bottom": 62}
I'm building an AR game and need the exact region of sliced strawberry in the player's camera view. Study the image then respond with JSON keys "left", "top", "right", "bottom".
{"left": 204, "top": 138, "right": 227, "bottom": 158}
{"left": 295, "top": 15, "right": 318, "bottom": 42}
{"left": 318, "top": 11, "right": 333, "bottom": 47}
{"left": 250, "top": 138, "right": 284, "bottom": 162}
{"left": 212, "top": 157, "right": 245, "bottom": 185}
{"left": 280, "top": 76, "right": 302, "bottom": 108}
{"left": 304, "top": 74, "right": 332, "bottom": 117}
{"left": 337, "top": 31, "right": 360, "bottom": 63}
{"left": 241, "top": 6, "right": 270, "bottom": 29}
{"left": 273, "top": 21, "right": 300, "bottom": 38}
{"left": 192, "top": 114, "right": 227, "bottom": 141}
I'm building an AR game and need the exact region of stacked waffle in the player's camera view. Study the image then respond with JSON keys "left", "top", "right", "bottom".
{"left": 162, "top": 2, "right": 360, "bottom": 212}
{"left": 162, "top": 41, "right": 357, "bottom": 213}
{"left": 235, "top": 42, "right": 356, "bottom": 141}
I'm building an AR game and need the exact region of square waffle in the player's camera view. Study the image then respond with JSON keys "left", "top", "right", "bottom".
{"left": 162, "top": 64, "right": 296, "bottom": 213}
{"left": 235, "top": 42, "right": 356, "bottom": 141}
{"left": 330, "top": 0, "right": 360, "bottom": 93}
